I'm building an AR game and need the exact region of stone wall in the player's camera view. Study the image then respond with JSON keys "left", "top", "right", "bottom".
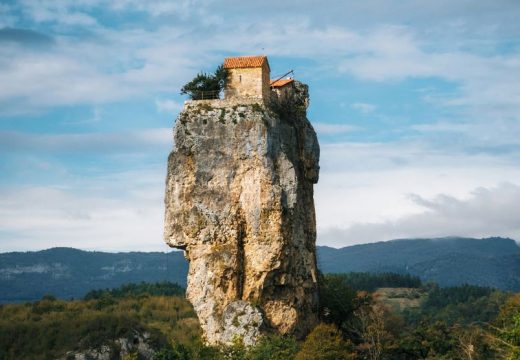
{"left": 184, "top": 97, "right": 263, "bottom": 108}
{"left": 262, "top": 63, "right": 271, "bottom": 100}
{"left": 224, "top": 64, "right": 270, "bottom": 100}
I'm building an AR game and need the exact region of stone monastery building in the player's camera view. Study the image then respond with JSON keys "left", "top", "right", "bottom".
{"left": 223, "top": 55, "right": 294, "bottom": 101}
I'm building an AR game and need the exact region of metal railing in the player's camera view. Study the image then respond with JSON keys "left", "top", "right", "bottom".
{"left": 191, "top": 90, "right": 222, "bottom": 100}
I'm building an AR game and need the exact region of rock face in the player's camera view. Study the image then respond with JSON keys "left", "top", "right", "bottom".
{"left": 164, "top": 81, "right": 320, "bottom": 345}
{"left": 61, "top": 331, "right": 156, "bottom": 360}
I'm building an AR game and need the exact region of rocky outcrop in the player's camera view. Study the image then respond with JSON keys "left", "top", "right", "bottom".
{"left": 164, "top": 81, "right": 320, "bottom": 345}
{"left": 61, "top": 331, "right": 156, "bottom": 360}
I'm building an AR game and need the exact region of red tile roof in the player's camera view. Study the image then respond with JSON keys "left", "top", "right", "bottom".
{"left": 223, "top": 56, "right": 270, "bottom": 70}
{"left": 270, "top": 79, "right": 294, "bottom": 87}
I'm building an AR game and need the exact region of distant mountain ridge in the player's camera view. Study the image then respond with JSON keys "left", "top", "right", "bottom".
{"left": 317, "top": 237, "right": 520, "bottom": 291}
{"left": 0, "top": 237, "right": 518, "bottom": 302}
{"left": 0, "top": 248, "right": 188, "bottom": 303}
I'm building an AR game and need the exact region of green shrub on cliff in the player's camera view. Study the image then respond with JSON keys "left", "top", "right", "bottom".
{"left": 180, "top": 65, "right": 228, "bottom": 100}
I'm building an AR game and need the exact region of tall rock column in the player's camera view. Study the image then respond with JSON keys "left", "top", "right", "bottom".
{"left": 164, "top": 82, "right": 320, "bottom": 345}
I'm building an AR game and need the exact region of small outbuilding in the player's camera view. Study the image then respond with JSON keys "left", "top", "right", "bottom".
{"left": 270, "top": 78, "right": 295, "bottom": 97}
{"left": 223, "top": 55, "right": 271, "bottom": 100}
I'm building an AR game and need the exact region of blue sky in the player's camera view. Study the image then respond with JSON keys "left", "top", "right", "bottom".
{"left": 1, "top": 0, "right": 520, "bottom": 251}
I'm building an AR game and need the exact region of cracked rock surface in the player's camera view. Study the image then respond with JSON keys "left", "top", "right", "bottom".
{"left": 164, "top": 82, "right": 320, "bottom": 345}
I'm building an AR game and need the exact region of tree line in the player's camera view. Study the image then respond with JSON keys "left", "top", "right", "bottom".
{"left": 0, "top": 273, "right": 518, "bottom": 359}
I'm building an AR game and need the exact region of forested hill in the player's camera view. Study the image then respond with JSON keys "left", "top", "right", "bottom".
{"left": 0, "top": 248, "right": 188, "bottom": 303}
{"left": 317, "top": 237, "right": 520, "bottom": 291}
{"left": 1, "top": 237, "right": 519, "bottom": 302}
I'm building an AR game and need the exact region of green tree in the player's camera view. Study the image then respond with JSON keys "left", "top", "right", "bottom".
{"left": 187, "top": 341, "right": 222, "bottom": 360}
{"left": 494, "top": 294, "right": 520, "bottom": 359}
{"left": 351, "top": 302, "right": 394, "bottom": 360}
{"left": 248, "top": 335, "right": 299, "bottom": 360}
{"left": 392, "top": 320, "right": 454, "bottom": 359}
{"left": 152, "top": 343, "right": 191, "bottom": 360}
{"left": 295, "top": 324, "right": 355, "bottom": 360}
{"left": 123, "top": 353, "right": 139, "bottom": 360}
{"left": 180, "top": 65, "right": 228, "bottom": 100}
{"left": 319, "top": 274, "right": 360, "bottom": 329}
{"left": 84, "top": 281, "right": 184, "bottom": 300}
{"left": 219, "top": 336, "right": 248, "bottom": 360}
{"left": 451, "top": 324, "right": 499, "bottom": 360}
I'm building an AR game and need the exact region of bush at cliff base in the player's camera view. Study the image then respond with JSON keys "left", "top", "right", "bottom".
{"left": 295, "top": 323, "right": 355, "bottom": 360}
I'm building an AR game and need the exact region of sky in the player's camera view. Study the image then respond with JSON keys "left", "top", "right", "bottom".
{"left": 1, "top": 0, "right": 520, "bottom": 252}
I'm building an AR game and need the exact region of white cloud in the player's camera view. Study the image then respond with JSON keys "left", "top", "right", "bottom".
{"left": 411, "top": 118, "right": 520, "bottom": 151}
{"left": 19, "top": 0, "right": 98, "bottom": 26}
{"left": 315, "top": 140, "right": 520, "bottom": 247}
{"left": 351, "top": 102, "right": 377, "bottom": 114}
{"left": 0, "top": 49, "right": 128, "bottom": 112}
{"left": 1, "top": 4, "right": 518, "bottom": 126}
{"left": 155, "top": 99, "right": 183, "bottom": 114}
{"left": 1, "top": 0, "right": 519, "bottom": 252}
{"left": 0, "top": 128, "right": 172, "bottom": 154}
{"left": 109, "top": 0, "right": 213, "bottom": 18}
{"left": 313, "top": 123, "right": 357, "bottom": 135}
{"left": 62, "top": 106, "right": 103, "bottom": 124}
{"left": 0, "top": 4, "right": 17, "bottom": 27}
{"left": 335, "top": 27, "right": 520, "bottom": 122}
{"left": 319, "top": 183, "right": 520, "bottom": 247}
{"left": 0, "top": 166, "right": 170, "bottom": 252}
{"left": 4, "top": 138, "right": 519, "bottom": 251}
{"left": 0, "top": 25, "right": 210, "bottom": 113}
{"left": 0, "top": 188, "right": 165, "bottom": 252}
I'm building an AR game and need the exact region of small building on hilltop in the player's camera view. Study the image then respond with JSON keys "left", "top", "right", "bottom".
{"left": 224, "top": 55, "right": 271, "bottom": 100}
{"left": 270, "top": 78, "right": 294, "bottom": 97}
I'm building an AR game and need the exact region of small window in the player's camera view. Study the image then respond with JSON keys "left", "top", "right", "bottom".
{"left": 239, "top": 75, "right": 242, "bottom": 82}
